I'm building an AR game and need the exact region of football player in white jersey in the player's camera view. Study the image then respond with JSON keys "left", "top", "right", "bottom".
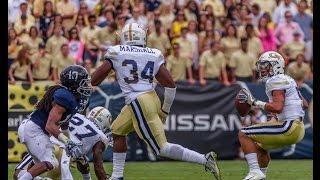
{"left": 91, "top": 22, "right": 221, "bottom": 180}
{"left": 14, "top": 107, "right": 113, "bottom": 180}
{"left": 237, "top": 51, "right": 308, "bottom": 180}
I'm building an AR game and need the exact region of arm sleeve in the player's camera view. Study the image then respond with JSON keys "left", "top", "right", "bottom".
{"left": 154, "top": 52, "right": 165, "bottom": 75}
{"left": 104, "top": 46, "right": 119, "bottom": 67}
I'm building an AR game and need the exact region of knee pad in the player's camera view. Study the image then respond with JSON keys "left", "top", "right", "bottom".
{"left": 159, "top": 143, "right": 184, "bottom": 160}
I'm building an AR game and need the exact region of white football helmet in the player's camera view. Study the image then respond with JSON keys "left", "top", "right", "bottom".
{"left": 120, "top": 23, "right": 146, "bottom": 47}
{"left": 87, "top": 106, "right": 112, "bottom": 133}
{"left": 256, "top": 51, "right": 285, "bottom": 81}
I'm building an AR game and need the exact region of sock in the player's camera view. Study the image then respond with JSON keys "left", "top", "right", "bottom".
{"left": 17, "top": 170, "right": 27, "bottom": 179}
{"left": 244, "top": 153, "right": 260, "bottom": 171}
{"left": 160, "top": 143, "right": 206, "bottom": 165}
{"left": 111, "top": 152, "right": 126, "bottom": 178}
{"left": 82, "top": 173, "right": 91, "bottom": 180}
{"left": 261, "top": 167, "right": 268, "bottom": 175}
{"left": 18, "top": 171, "right": 32, "bottom": 180}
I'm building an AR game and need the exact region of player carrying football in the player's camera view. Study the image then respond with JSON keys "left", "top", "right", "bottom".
{"left": 91, "top": 23, "right": 221, "bottom": 180}
{"left": 16, "top": 65, "right": 93, "bottom": 180}
{"left": 237, "top": 51, "right": 308, "bottom": 180}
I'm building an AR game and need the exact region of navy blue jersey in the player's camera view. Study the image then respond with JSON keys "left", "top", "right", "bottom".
{"left": 30, "top": 87, "right": 79, "bottom": 134}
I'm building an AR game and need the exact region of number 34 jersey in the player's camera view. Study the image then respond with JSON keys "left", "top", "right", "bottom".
{"left": 51, "top": 113, "right": 109, "bottom": 155}
{"left": 104, "top": 45, "right": 164, "bottom": 104}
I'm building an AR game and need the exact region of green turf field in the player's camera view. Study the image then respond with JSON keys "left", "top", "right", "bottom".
{"left": 8, "top": 160, "right": 312, "bottom": 180}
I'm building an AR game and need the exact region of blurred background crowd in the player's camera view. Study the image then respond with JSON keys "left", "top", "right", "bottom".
{"left": 8, "top": 0, "right": 313, "bottom": 86}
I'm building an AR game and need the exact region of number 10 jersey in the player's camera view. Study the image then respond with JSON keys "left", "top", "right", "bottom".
{"left": 104, "top": 45, "right": 165, "bottom": 104}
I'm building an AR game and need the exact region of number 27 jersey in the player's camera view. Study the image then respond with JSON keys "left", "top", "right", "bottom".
{"left": 105, "top": 45, "right": 164, "bottom": 104}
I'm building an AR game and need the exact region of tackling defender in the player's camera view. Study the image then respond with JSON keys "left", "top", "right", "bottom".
{"left": 14, "top": 106, "right": 113, "bottom": 180}
{"left": 91, "top": 23, "right": 221, "bottom": 180}
{"left": 237, "top": 51, "right": 308, "bottom": 180}
{"left": 16, "top": 65, "right": 93, "bottom": 180}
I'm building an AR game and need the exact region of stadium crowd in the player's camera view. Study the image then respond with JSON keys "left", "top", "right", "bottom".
{"left": 8, "top": 0, "right": 313, "bottom": 86}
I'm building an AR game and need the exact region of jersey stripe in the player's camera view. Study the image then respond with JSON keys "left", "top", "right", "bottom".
{"left": 241, "top": 121, "right": 294, "bottom": 135}
{"left": 15, "top": 153, "right": 33, "bottom": 170}
{"left": 131, "top": 100, "right": 160, "bottom": 155}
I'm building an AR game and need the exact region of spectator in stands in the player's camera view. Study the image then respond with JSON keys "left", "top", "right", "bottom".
{"left": 52, "top": 43, "right": 75, "bottom": 82}
{"left": 258, "top": 16, "right": 277, "bottom": 52}
{"left": 95, "top": 21, "right": 119, "bottom": 58}
{"left": 229, "top": 37, "right": 256, "bottom": 82}
{"left": 251, "top": 0, "right": 277, "bottom": 15}
{"left": 166, "top": 43, "right": 195, "bottom": 84}
{"left": 272, "top": 0, "right": 297, "bottom": 25}
{"left": 221, "top": 24, "right": 240, "bottom": 62}
{"left": 16, "top": 2, "right": 35, "bottom": 25}
{"left": 175, "top": 27, "right": 193, "bottom": 61}
{"left": 286, "top": 53, "right": 312, "bottom": 86}
{"left": 47, "top": 14, "right": 68, "bottom": 38}
{"left": 148, "top": 19, "right": 171, "bottom": 57}
{"left": 78, "top": 2, "right": 90, "bottom": 26}
{"left": 56, "top": 0, "right": 77, "bottom": 31}
{"left": 274, "top": 11, "right": 304, "bottom": 47}
{"left": 280, "top": 31, "right": 305, "bottom": 63}
{"left": 14, "top": 15, "right": 34, "bottom": 41}
{"left": 30, "top": 43, "right": 53, "bottom": 81}
{"left": 171, "top": 10, "right": 188, "bottom": 39}
{"left": 184, "top": 0, "right": 199, "bottom": 22}
{"left": 305, "top": 24, "right": 313, "bottom": 62}
{"left": 199, "top": 41, "right": 230, "bottom": 86}
{"left": 186, "top": 20, "right": 199, "bottom": 67}
{"left": 8, "top": 28, "right": 22, "bottom": 70}
{"left": 46, "top": 25, "right": 68, "bottom": 58}
{"left": 199, "top": 20, "right": 221, "bottom": 54}
{"left": 251, "top": 3, "right": 262, "bottom": 27}
{"left": 68, "top": 27, "right": 84, "bottom": 64}
{"left": 81, "top": 14, "right": 101, "bottom": 66}
{"left": 98, "top": 8, "right": 115, "bottom": 27}
{"left": 158, "top": 4, "right": 174, "bottom": 33}
{"left": 201, "top": 0, "right": 225, "bottom": 17}
{"left": 126, "top": 7, "right": 148, "bottom": 28}
{"left": 23, "top": 26, "right": 44, "bottom": 55}
{"left": 9, "top": 47, "right": 34, "bottom": 84}
{"left": 116, "top": 13, "right": 127, "bottom": 31}
{"left": 39, "top": 0, "right": 55, "bottom": 42}
{"left": 245, "top": 24, "right": 263, "bottom": 59}
{"left": 262, "top": 12, "right": 275, "bottom": 30}
{"left": 75, "top": 14, "right": 87, "bottom": 33}
{"left": 8, "top": 0, "right": 27, "bottom": 25}
{"left": 293, "top": 0, "right": 313, "bottom": 42}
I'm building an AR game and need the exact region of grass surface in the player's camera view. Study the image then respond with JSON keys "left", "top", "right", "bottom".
{"left": 8, "top": 160, "right": 312, "bottom": 180}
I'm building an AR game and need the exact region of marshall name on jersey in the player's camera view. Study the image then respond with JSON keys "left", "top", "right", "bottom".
{"left": 105, "top": 45, "right": 164, "bottom": 104}
{"left": 265, "top": 74, "right": 305, "bottom": 121}
{"left": 58, "top": 114, "right": 109, "bottom": 154}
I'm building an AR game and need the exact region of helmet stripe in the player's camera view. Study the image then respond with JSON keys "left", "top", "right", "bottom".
{"left": 129, "top": 23, "right": 132, "bottom": 41}
{"left": 93, "top": 107, "right": 105, "bottom": 119}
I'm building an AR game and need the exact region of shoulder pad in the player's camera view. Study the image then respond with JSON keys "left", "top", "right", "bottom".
{"left": 53, "top": 88, "right": 76, "bottom": 111}
{"left": 104, "top": 45, "right": 120, "bottom": 60}
{"left": 266, "top": 75, "right": 291, "bottom": 91}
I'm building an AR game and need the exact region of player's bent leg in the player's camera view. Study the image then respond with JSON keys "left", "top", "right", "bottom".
{"left": 257, "top": 147, "right": 270, "bottom": 176}
{"left": 59, "top": 148, "right": 73, "bottom": 180}
{"left": 238, "top": 131, "right": 265, "bottom": 180}
{"left": 110, "top": 105, "right": 134, "bottom": 180}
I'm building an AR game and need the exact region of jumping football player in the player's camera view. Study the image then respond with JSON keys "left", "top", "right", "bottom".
{"left": 91, "top": 23, "right": 221, "bottom": 180}
{"left": 14, "top": 106, "right": 113, "bottom": 180}
{"left": 16, "top": 65, "right": 93, "bottom": 180}
{"left": 237, "top": 51, "right": 308, "bottom": 180}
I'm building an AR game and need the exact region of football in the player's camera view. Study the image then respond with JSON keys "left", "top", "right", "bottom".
{"left": 235, "top": 89, "right": 251, "bottom": 117}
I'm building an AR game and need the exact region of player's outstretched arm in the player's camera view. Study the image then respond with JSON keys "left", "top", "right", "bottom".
{"left": 91, "top": 60, "right": 113, "bottom": 86}
{"left": 92, "top": 141, "right": 109, "bottom": 180}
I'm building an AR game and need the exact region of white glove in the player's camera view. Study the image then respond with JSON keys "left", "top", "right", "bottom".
{"left": 238, "top": 88, "right": 255, "bottom": 106}
{"left": 66, "top": 141, "right": 84, "bottom": 159}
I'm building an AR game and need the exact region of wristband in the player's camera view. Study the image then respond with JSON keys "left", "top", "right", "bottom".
{"left": 254, "top": 100, "right": 266, "bottom": 110}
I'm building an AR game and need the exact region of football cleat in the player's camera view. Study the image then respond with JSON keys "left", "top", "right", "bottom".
{"left": 109, "top": 177, "right": 124, "bottom": 180}
{"left": 243, "top": 169, "right": 266, "bottom": 180}
{"left": 204, "top": 151, "right": 221, "bottom": 180}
